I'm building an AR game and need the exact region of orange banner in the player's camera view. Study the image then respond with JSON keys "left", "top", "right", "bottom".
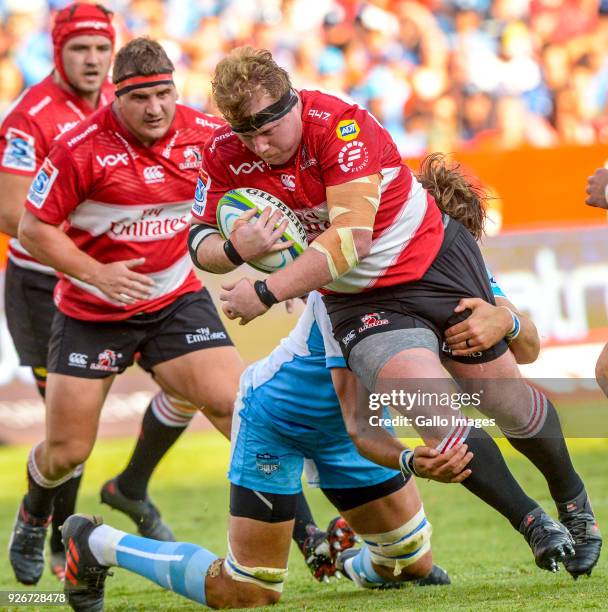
{"left": 408, "top": 145, "right": 608, "bottom": 232}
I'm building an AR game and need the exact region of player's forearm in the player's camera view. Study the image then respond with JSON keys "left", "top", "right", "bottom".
{"left": 19, "top": 213, "right": 102, "bottom": 282}
{"left": 351, "top": 427, "right": 405, "bottom": 471}
{"left": 193, "top": 232, "right": 238, "bottom": 274}
{"left": 507, "top": 315, "right": 540, "bottom": 364}
{"left": 496, "top": 297, "right": 540, "bottom": 364}
{"left": 0, "top": 172, "right": 32, "bottom": 237}
{"left": 332, "top": 367, "right": 404, "bottom": 470}
{"left": 266, "top": 247, "right": 333, "bottom": 300}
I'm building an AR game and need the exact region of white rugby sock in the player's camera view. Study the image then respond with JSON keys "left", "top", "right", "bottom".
{"left": 88, "top": 524, "right": 127, "bottom": 566}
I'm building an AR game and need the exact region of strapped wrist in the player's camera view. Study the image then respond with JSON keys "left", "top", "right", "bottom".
{"left": 501, "top": 306, "right": 521, "bottom": 343}
{"left": 223, "top": 239, "right": 245, "bottom": 266}
{"left": 254, "top": 280, "right": 279, "bottom": 308}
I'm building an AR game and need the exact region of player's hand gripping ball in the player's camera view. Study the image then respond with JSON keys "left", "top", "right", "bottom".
{"left": 217, "top": 187, "right": 308, "bottom": 273}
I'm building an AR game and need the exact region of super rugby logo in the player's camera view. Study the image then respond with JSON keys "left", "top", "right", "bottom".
{"left": 338, "top": 140, "right": 369, "bottom": 173}
{"left": 256, "top": 453, "right": 280, "bottom": 477}
{"left": 27, "top": 158, "right": 58, "bottom": 209}
{"left": 358, "top": 313, "right": 389, "bottom": 333}
{"left": 90, "top": 349, "right": 122, "bottom": 372}
{"left": 1, "top": 128, "right": 35, "bottom": 172}
{"left": 229, "top": 161, "right": 265, "bottom": 175}
{"left": 192, "top": 167, "right": 210, "bottom": 216}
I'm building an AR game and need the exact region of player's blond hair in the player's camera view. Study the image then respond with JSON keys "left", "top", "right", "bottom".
{"left": 212, "top": 47, "right": 291, "bottom": 126}
{"left": 417, "top": 153, "right": 488, "bottom": 241}
{"left": 112, "top": 37, "right": 174, "bottom": 83}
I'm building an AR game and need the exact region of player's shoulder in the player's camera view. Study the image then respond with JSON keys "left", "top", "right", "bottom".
{"left": 176, "top": 104, "right": 225, "bottom": 131}
{"left": 53, "top": 105, "right": 109, "bottom": 155}
{"left": 204, "top": 122, "right": 242, "bottom": 162}
{"left": 1, "top": 77, "right": 60, "bottom": 127}
{"left": 300, "top": 89, "right": 359, "bottom": 129}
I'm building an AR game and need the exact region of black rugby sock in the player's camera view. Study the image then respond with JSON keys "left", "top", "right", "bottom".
{"left": 459, "top": 429, "right": 538, "bottom": 529}
{"left": 293, "top": 492, "right": 318, "bottom": 550}
{"left": 116, "top": 398, "right": 189, "bottom": 501}
{"left": 24, "top": 470, "right": 59, "bottom": 520}
{"left": 505, "top": 399, "right": 584, "bottom": 504}
{"left": 49, "top": 471, "right": 83, "bottom": 552}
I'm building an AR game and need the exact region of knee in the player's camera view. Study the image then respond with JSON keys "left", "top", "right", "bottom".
{"left": 202, "top": 394, "right": 234, "bottom": 420}
{"left": 46, "top": 440, "right": 91, "bottom": 477}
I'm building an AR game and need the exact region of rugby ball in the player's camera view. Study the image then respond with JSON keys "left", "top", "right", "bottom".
{"left": 216, "top": 188, "right": 308, "bottom": 273}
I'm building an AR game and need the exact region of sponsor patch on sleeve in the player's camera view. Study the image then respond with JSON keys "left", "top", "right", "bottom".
{"left": 192, "top": 167, "right": 210, "bottom": 216}
{"left": 1, "top": 127, "right": 36, "bottom": 171}
{"left": 336, "top": 119, "right": 360, "bottom": 142}
{"left": 27, "top": 158, "right": 59, "bottom": 209}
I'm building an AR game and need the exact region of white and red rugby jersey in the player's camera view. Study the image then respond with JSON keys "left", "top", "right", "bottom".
{"left": 24, "top": 103, "right": 223, "bottom": 321}
{"left": 195, "top": 89, "right": 444, "bottom": 294}
{"left": 0, "top": 74, "right": 113, "bottom": 274}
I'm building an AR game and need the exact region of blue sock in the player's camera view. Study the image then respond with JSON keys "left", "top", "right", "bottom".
{"left": 115, "top": 535, "right": 218, "bottom": 605}
{"left": 350, "top": 546, "right": 385, "bottom": 586}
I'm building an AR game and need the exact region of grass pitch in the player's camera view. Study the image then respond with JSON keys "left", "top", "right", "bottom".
{"left": 0, "top": 433, "right": 606, "bottom": 611}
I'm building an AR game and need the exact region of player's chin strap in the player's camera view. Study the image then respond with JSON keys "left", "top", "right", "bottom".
{"left": 223, "top": 538, "right": 288, "bottom": 593}
{"left": 357, "top": 507, "right": 432, "bottom": 576}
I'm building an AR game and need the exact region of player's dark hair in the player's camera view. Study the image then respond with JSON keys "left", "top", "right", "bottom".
{"left": 112, "top": 37, "right": 174, "bottom": 83}
{"left": 212, "top": 46, "right": 292, "bottom": 126}
{"left": 416, "top": 153, "right": 488, "bottom": 241}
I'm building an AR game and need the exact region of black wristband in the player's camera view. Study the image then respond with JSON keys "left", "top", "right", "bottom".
{"left": 254, "top": 280, "right": 279, "bottom": 308}
{"left": 223, "top": 239, "right": 245, "bottom": 266}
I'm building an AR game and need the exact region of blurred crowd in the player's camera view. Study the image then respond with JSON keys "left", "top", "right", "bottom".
{"left": 2, "top": 0, "right": 608, "bottom": 155}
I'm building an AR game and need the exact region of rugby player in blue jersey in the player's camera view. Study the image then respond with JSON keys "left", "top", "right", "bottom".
{"left": 58, "top": 289, "right": 469, "bottom": 609}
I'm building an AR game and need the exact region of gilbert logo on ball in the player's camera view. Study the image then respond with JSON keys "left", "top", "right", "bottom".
{"left": 216, "top": 188, "right": 308, "bottom": 273}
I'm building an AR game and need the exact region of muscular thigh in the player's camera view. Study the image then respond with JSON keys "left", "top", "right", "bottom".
{"left": 444, "top": 350, "right": 532, "bottom": 428}
{"left": 45, "top": 373, "right": 115, "bottom": 447}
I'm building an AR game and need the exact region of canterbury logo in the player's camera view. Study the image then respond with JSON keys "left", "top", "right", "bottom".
{"left": 96, "top": 153, "right": 128, "bottom": 168}
{"left": 229, "top": 161, "right": 265, "bottom": 175}
{"left": 143, "top": 165, "right": 165, "bottom": 181}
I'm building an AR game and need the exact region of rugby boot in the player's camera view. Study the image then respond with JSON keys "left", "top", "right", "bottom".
{"left": 519, "top": 507, "right": 575, "bottom": 572}
{"left": 414, "top": 564, "right": 451, "bottom": 586}
{"left": 62, "top": 514, "right": 112, "bottom": 612}
{"left": 50, "top": 549, "right": 66, "bottom": 582}
{"left": 8, "top": 499, "right": 51, "bottom": 585}
{"left": 100, "top": 478, "right": 175, "bottom": 541}
{"left": 557, "top": 490, "right": 602, "bottom": 578}
{"left": 302, "top": 516, "right": 357, "bottom": 581}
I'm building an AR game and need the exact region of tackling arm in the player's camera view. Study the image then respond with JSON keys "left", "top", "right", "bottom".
{"left": 331, "top": 368, "right": 473, "bottom": 483}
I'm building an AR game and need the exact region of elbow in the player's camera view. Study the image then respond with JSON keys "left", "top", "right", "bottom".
{"left": 513, "top": 340, "right": 540, "bottom": 365}
{"left": 353, "top": 232, "right": 372, "bottom": 261}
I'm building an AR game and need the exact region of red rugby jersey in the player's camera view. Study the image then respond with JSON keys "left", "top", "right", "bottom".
{"left": 24, "top": 103, "right": 223, "bottom": 321}
{"left": 194, "top": 89, "right": 444, "bottom": 294}
{"left": 0, "top": 74, "right": 113, "bottom": 274}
